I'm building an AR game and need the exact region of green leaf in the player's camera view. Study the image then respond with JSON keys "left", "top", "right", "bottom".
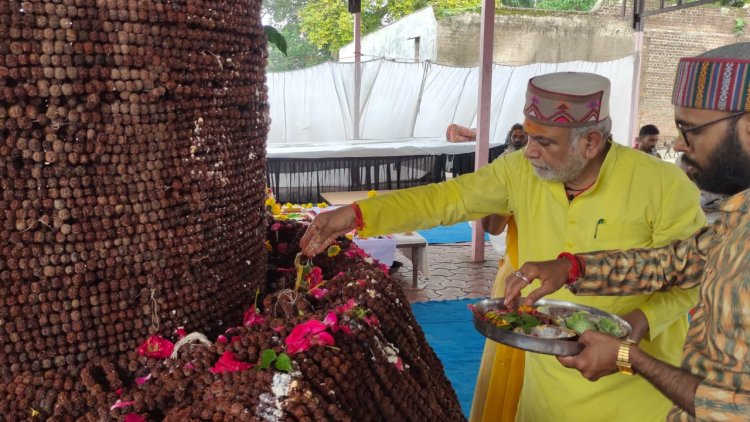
{"left": 264, "top": 25, "right": 288, "bottom": 56}
{"left": 260, "top": 349, "right": 277, "bottom": 370}
{"left": 275, "top": 353, "right": 293, "bottom": 373}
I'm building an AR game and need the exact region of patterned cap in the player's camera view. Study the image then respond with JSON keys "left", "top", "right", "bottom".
{"left": 672, "top": 56, "right": 750, "bottom": 112}
{"left": 523, "top": 72, "right": 610, "bottom": 127}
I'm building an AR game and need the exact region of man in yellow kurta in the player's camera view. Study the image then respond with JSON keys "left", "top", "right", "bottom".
{"left": 301, "top": 72, "right": 706, "bottom": 421}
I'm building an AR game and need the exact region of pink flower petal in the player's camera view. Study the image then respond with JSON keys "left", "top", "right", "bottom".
{"left": 110, "top": 400, "right": 136, "bottom": 411}
{"left": 137, "top": 335, "right": 174, "bottom": 359}
{"left": 209, "top": 351, "right": 253, "bottom": 374}
{"left": 310, "top": 288, "right": 328, "bottom": 299}
{"left": 364, "top": 315, "right": 380, "bottom": 327}
{"left": 394, "top": 357, "right": 405, "bottom": 372}
{"left": 175, "top": 327, "right": 187, "bottom": 339}
{"left": 306, "top": 267, "right": 323, "bottom": 288}
{"left": 217, "top": 335, "right": 228, "bottom": 344}
{"left": 312, "top": 331, "right": 335, "bottom": 348}
{"left": 124, "top": 414, "right": 146, "bottom": 422}
{"left": 323, "top": 312, "right": 337, "bottom": 327}
{"left": 285, "top": 320, "right": 330, "bottom": 354}
{"left": 135, "top": 374, "right": 152, "bottom": 385}
{"left": 115, "top": 388, "right": 123, "bottom": 396}
{"left": 336, "top": 299, "right": 357, "bottom": 314}
{"left": 271, "top": 222, "right": 282, "bottom": 231}
{"left": 243, "top": 304, "right": 266, "bottom": 328}
{"left": 339, "top": 325, "right": 354, "bottom": 337}
{"left": 184, "top": 362, "right": 195, "bottom": 370}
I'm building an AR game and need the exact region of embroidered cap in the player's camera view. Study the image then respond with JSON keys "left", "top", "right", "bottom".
{"left": 523, "top": 72, "right": 610, "bottom": 127}
{"left": 672, "top": 43, "right": 750, "bottom": 112}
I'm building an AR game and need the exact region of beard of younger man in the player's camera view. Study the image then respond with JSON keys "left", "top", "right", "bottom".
{"left": 681, "top": 118, "right": 750, "bottom": 195}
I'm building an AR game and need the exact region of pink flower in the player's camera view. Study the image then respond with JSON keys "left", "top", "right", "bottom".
{"left": 124, "top": 414, "right": 146, "bottom": 422}
{"left": 323, "top": 311, "right": 338, "bottom": 327}
{"left": 135, "top": 374, "right": 152, "bottom": 385}
{"left": 184, "top": 362, "right": 195, "bottom": 370}
{"left": 285, "top": 320, "right": 335, "bottom": 354}
{"left": 335, "top": 299, "right": 357, "bottom": 314}
{"left": 378, "top": 263, "right": 389, "bottom": 276}
{"left": 324, "top": 312, "right": 354, "bottom": 337}
{"left": 137, "top": 335, "right": 174, "bottom": 359}
{"left": 271, "top": 324, "right": 285, "bottom": 333}
{"left": 309, "top": 288, "right": 328, "bottom": 299}
{"left": 243, "top": 304, "right": 266, "bottom": 328}
{"left": 394, "top": 357, "right": 405, "bottom": 372}
{"left": 230, "top": 336, "right": 241, "bottom": 345}
{"left": 115, "top": 388, "right": 123, "bottom": 396}
{"left": 356, "top": 279, "right": 366, "bottom": 287}
{"left": 270, "top": 222, "right": 282, "bottom": 231}
{"left": 175, "top": 327, "right": 187, "bottom": 339}
{"left": 210, "top": 351, "right": 253, "bottom": 374}
{"left": 305, "top": 267, "right": 323, "bottom": 289}
{"left": 217, "top": 335, "right": 228, "bottom": 344}
{"left": 110, "top": 400, "right": 135, "bottom": 411}
{"left": 333, "top": 271, "right": 346, "bottom": 279}
{"left": 363, "top": 314, "right": 380, "bottom": 327}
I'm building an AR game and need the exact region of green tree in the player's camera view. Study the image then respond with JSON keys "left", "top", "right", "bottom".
{"left": 534, "top": 0, "right": 597, "bottom": 11}
{"left": 263, "top": 0, "right": 332, "bottom": 71}
{"left": 267, "top": 23, "right": 332, "bottom": 71}
{"left": 299, "top": 0, "right": 485, "bottom": 55}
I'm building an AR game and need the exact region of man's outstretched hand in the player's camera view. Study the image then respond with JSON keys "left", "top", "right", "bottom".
{"left": 299, "top": 205, "right": 358, "bottom": 256}
{"left": 503, "top": 258, "right": 572, "bottom": 306}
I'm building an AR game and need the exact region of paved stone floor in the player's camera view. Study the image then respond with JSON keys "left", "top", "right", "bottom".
{"left": 389, "top": 243, "right": 502, "bottom": 303}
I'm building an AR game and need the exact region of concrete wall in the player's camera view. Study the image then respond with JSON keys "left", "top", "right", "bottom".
{"left": 339, "top": 7, "right": 438, "bottom": 63}
{"left": 435, "top": 8, "right": 632, "bottom": 66}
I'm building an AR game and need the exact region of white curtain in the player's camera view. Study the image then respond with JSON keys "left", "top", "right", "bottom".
{"left": 267, "top": 55, "right": 635, "bottom": 146}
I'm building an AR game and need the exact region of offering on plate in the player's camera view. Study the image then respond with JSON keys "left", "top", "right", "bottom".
{"left": 470, "top": 298, "right": 632, "bottom": 356}
{"left": 473, "top": 303, "right": 626, "bottom": 339}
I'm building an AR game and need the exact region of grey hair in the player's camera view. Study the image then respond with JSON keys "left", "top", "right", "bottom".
{"left": 568, "top": 117, "right": 612, "bottom": 146}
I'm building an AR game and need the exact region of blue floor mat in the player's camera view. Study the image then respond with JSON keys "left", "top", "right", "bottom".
{"left": 411, "top": 298, "right": 487, "bottom": 417}
{"left": 417, "top": 222, "right": 490, "bottom": 244}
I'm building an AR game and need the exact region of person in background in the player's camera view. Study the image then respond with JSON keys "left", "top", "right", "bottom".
{"left": 504, "top": 42, "right": 750, "bottom": 421}
{"left": 505, "top": 123, "right": 528, "bottom": 153}
{"left": 300, "top": 71, "right": 705, "bottom": 422}
{"left": 636, "top": 124, "right": 662, "bottom": 158}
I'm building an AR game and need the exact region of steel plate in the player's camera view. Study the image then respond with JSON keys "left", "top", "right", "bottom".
{"left": 471, "top": 298, "right": 632, "bottom": 356}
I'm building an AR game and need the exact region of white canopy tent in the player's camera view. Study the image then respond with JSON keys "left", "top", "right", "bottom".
{"left": 266, "top": 56, "right": 636, "bottom": 157}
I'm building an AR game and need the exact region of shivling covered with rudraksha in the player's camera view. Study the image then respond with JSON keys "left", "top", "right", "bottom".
{"left": 0, "top": 0, "right": 464, "bottom": 420}
{"left": 0, "top": 0, "right": 268, "bottom": 415}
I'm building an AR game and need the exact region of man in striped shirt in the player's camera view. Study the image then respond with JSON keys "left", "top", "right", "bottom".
{"left": 505, "top": 43, "right": 750, "bottom": 421}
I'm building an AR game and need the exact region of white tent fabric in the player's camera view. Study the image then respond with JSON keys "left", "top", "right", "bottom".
{"left": 267, "top": 55, "right": 635, "bottom": 157}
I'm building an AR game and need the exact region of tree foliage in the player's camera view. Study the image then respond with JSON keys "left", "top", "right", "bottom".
{"left": 264, "top": 0, "right": 332, "bottom": 71}
{"left": 267, "top": 23, "right": 332, "bottom": 72}
{"left": 298, "top": 0, "right": 484, "bottom": 55}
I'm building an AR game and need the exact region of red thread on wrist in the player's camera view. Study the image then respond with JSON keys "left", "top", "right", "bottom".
{"left": 351, "top": 203, "right": 365, "bottom": 231}
{"left": 557, "top": 252, "right": 583, "bottom": 284}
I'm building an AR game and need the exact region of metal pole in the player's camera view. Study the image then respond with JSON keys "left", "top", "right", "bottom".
{"left": 629, "top": 0, "right": 644, "bottom": 147}
{"left": 471, "top": 0, "right": 495, "bottom": 263}
{"left": 353, "top": 12, "right": 362, "bottom": 140}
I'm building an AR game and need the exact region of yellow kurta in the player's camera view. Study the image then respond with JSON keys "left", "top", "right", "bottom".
{"left": 357, "top": 143, "right": 706, "bottom": 421}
